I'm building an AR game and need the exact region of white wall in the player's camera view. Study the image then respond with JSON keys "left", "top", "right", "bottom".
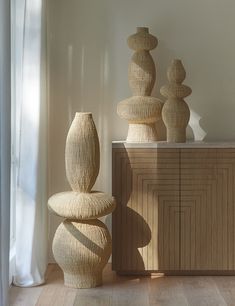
{"left": 47, "top": 0, "right": 235, "bottom": 261}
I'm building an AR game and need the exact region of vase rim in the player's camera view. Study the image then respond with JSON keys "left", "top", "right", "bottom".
{"left": 172, "top": 59, "right": 182, "bottom": 63}
{"left": 75, "top": 112, "right": 92, "bottom": 116}
{"left": 137, "top": 27, "right": 149, "bottom": 33}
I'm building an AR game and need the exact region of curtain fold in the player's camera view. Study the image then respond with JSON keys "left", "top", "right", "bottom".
{"left": 0, "top": 0, "right": 11, "bottom": 304}
{"left": 12, "top": 0, "right": 48, "bottom": 287}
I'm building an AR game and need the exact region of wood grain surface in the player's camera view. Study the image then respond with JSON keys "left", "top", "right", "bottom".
{"left": 112, "top": 148, "right": 235, "bottom": 274}
{"left": 10, "top": 264, "right": 235, "bottom": 306}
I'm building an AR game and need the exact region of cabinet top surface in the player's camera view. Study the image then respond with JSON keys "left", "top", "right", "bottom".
{"left": 112, "top": 141, "right": 235, "bottom": 149}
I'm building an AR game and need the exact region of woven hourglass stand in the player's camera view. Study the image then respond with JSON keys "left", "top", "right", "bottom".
{"left": 117, "top": 27, "right": 163, "bottom": 143}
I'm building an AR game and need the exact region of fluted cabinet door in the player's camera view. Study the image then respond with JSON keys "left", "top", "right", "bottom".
{"left": 180, "top": 149, "right": 235, "bottom": 271}
{"left": 112, "top": 148, "right": 180, "bottom": 273}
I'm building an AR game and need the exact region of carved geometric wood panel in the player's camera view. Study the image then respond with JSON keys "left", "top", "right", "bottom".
{"left": 112, "top": 148, "right": 180, "bottom": 272}
{"left": 112, "top": 147, "right": 235, "bottom": 274}
{"left": 180, "top": 149, "right": 235, "bottom": 271}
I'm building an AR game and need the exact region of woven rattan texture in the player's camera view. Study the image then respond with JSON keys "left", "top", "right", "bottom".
{"left": 117, "top": 27, "right": 163, "bottom": 142}
{"left": 48, "top": 113, "right": 115, "bottom": 288}
{"left": 161, "top": 60, "right": 192, "bottom": 143}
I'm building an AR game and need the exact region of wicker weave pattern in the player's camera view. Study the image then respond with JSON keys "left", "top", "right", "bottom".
{"left": 48, "top": 112, "right": 116, "bottom": 288}
{"left": 48, "top": 191, "right": 115, "bottom": 220}
{"left": 117, "top": 27, "right": 163, "bottom": 143}
{"left": 127, "top": 27, "right": 158, "bottom": 51}
{"left": 117, "top": 96, "right": 162, "bottom": 123}
{"left": 128, "top": 51, "right": 156, "bottom": 96}
{"left": 126, "top": 123, "right": 158, "bottom": 142}
{"left": 53, "top": 219, "right": 111, "bottom": 288}
{"left": 65, "top": 112, "right": 100, "bottom": 193}
{"left": 160, "top": 60, "right": 192, "bottom": 143}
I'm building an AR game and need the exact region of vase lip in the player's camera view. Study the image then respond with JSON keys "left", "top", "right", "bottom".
{"left": 172, "top": 58, "right": 182, "bottom": 63}
{"left": 137, "top": 27, "right": 149, "bottom": 33}
{"left": 75, "top": 112, "right": 92, "bottom": 116}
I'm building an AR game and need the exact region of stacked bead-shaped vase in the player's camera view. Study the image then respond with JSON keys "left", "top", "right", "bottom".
{"left": 161, "top": 59, "right": 192, "bottom": 143}
{"left": 48, "top": 112, "right": 116, "bottom": 288}
{"left": 117, "top": 27, "right": 163, "bottom": 142}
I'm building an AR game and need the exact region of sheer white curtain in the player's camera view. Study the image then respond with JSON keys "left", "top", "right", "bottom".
{"left": 11, "top": 0, "right": 48, "bottom": 286}
{"left": 0, "top": 0, "right": 11, "bottom": 304}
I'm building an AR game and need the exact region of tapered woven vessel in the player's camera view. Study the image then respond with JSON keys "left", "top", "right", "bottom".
{"left": 65, "top": 112, "right": 100, "bottom": 193}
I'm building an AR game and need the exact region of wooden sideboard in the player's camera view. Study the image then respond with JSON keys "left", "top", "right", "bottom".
{"left": 112, "top": 141, "right": 235, "bottom": 275}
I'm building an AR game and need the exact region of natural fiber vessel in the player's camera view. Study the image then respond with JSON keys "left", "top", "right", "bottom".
{"left": 48, "top": 112, "right": 116, "bottom": 288}
{"left": 53, "top": 219, "right": 111, "bottom": 288}
{"left": 160, "top": 59, "right": 192, "bottom": 143}
{"left": 117, "top": 27, "right": 163, "bottom": 142}
{"left": 65, "top": 112, "right": 100, "bottom": 193}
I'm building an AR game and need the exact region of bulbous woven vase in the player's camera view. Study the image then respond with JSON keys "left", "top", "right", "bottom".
{"left": 117, "top": 27, "right": 163, "bottom": 143}
{"left": 48, "top": 112, "right": 116, "bottom": 288}
{"left": 52, "top": 219, "right": 111, "bottom": 288}
{"left": 160, "top": 59, "right": 192, "bottom": 143}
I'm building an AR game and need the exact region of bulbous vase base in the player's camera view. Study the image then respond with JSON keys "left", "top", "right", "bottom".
{"left": 52, "top": 219, "right": 111, "bottom": 288}
{"left": 167, "top": 127, "right": 186, "bottom": 143}
{"left": 64, "top": 272, "right": 102, "bottom": 288}
{"left": 127, "top": 123, "right": 158, "bottom": 142}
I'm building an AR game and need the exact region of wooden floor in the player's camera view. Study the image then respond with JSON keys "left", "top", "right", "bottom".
{"left": 10, "top": 264, "right": 235, "bottom": 306}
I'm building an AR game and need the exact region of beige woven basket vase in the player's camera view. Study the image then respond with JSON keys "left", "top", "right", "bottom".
{"left": 117, "top": 27, "right": 163, "bottom": 142}
{"left": 48, "top": 112, "right": 116, "bottom": 288}
{"left": 160, "top": 59, "right": 192, "bottom": 143}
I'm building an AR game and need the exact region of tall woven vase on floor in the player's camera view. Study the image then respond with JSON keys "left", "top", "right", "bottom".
{"left": 48, "top": 112, "right": 116, "bottom": 288}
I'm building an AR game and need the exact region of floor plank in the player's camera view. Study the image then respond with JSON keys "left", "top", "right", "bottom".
{"left": 180, "top": 276, "right": 226, "bottom": 306}
{"left": 74, "top": 293, "right": 112, "bottom": 306}
{"left": 213, "top": 276, "right": 235, "bottom": 306}
{"left": 9, "top": 285, "right": 43, "bottom": 306}
{"left": 35, "top": 264, "right": 77, "bottom": 306}
{"left": 148, "top": 276, "right": 189, "bottom": 306}
{"left": 111, "top": 276, "right": 149, "bottom": 306}
{"left": 9, "top": 264, "right": 235, "bottom": 306}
